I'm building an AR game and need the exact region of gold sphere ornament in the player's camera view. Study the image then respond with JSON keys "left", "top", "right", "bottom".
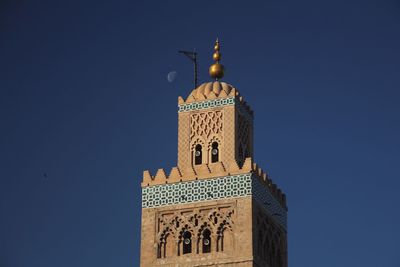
{"left": 209, "top": 63, "right": 224, "bottom": 80}
{"left": 209, "top": 38, "right": 224, "bottom": 80}
{"left": 213, "top": 51, "right": 221, "bottom": 61}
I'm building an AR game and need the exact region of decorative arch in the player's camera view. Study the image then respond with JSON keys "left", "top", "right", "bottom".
{"left": 188, "top": 213, "right": 203, "bottom": 228}
{"left": 157, "top": 228, "right": 175, "bottom": 258}
{"left": 217, "top": 225, "right": 233, "bottom": 252}
{"left": 190, "top": 137, "right": 206, "bottom": 166}
{"left": 216, "top": 219, "right": 234, "bottom": 252}
{"left": 156, "top": 206, "right": 236, "bottom": 259}
{"left": 207, "top": 135, "right": 222, "bottom": 164}
{"left": 197, "top": 222, "right": 214, "bottom": 254}
{"left": 177, "top": 225, "right": 195, "bottom": 256}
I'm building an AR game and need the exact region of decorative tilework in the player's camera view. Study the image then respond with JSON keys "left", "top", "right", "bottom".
{"left": 252, "top": 175, "right": 287, "bottom": 230}
{"left": 141, "top": 172, "right": 286, "bottom": 230}
{"left": 142, "top": 173, "right": 252, "bottom": 209}
{"left": 178, "top": 97, "right": 253, "bottom": 122}
{"left": 178, "top": 97, "right": 235, "bottom": 112}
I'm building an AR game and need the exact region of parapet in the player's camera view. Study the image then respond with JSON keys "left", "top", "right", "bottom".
{"left": 141, "top": 157, "right": 287, "bottom": 209}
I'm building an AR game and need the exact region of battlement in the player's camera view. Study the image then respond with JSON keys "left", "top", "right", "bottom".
{"left": 141, "top": 157, "right": 287, "bottom": 209}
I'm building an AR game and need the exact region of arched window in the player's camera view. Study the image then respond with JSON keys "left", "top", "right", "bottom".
{"left": 211, "top": 142, "right": 219, "bottom": 163}
{"left": 217, "top": 227, "right": 232, "bottom": 252}
{"left": 182, "top": 231, "right": 192, "bottom": 254}
{"left": 194, "top": 144, "right": 202, "bottom": 165}
{"left": 202, "top": 229, "right": 211, "bottom": 253}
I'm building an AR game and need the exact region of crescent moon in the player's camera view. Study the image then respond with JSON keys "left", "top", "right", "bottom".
{"left": 167, "top": 71, "right": 177, "bottom": 82}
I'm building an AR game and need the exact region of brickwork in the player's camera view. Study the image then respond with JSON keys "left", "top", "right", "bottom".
{"left": 140, "top": 198, "right": 253, "bottom": 267}
{"left": 140, "top": 80, "right": 287, "bottom": 267}
{"left": 178, "top": 112, "right": 191, "bottom": 170}
{"left": 224, "top": 105, "right": 236, "bottom": 167}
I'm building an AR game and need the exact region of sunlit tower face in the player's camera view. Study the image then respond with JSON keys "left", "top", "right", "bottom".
{"left": 140, "top": 40, "right": 288, "bottom": 267}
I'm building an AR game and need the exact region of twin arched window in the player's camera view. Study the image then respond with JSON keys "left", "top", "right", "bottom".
{"left": 182, "top": 229, "right": 211, "bottom": 255}
{"left": 193, "top": 142, "right": 219, "bottom": 165}
{"left": 158, "top": 226, "right": 231, "bottom": 258}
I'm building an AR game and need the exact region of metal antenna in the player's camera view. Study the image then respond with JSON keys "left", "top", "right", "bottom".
{"left": 179, "top": 50, "right": 198, "bottom": 88}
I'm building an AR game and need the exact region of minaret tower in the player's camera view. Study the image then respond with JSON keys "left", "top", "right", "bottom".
{"left": 140, "top": 40, "right": 288, "bottom": 267}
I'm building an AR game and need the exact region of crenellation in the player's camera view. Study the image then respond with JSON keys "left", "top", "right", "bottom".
{"left": 141, "top": 158, "right": 287, "bottom": 209}
{"left": 242, "top": 157, "right": 253, "bottom": 171}
{"left": 168, "top": 167, "right": 182, "bottom": 182}
{"left": 155, "top": 168, "right": 167, "bottom": 180}
{"left": 143, "top": 170, "right": 153, "bottom": 185}
{"left": 177, "top": 96, "right": 185, "bottom": 104}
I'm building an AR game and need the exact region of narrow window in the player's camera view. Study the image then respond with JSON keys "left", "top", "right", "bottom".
{"left": 202, "top": 229, "right": 211, "bottom": 253}
{"left": 195, "top": 144, "right": 202, "bottom": 165}
{"left": 183, "top": 231, "right": 192, "bottom": 254}
{"left": 211, "top": 142, "right": 219, "bottom": 163}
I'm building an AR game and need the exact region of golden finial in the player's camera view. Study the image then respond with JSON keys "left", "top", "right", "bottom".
{"left": 209, "top": 38, "right": 224, "bottom": 80}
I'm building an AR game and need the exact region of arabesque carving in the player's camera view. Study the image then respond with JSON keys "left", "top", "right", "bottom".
{"left": 190, "top": 111, "right": 223, "bottom": 140}
{"left": 255, "top": 205, "right": 287, "bottom": 267}
{"left": 156, "top": 205, "right": 235, "bottom": 258}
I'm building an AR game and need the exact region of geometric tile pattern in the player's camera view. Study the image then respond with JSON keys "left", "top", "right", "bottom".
{"left": 178, "top": 97, "right": 253, "bottom": 121}
{"left": 178, "top": 97, "right": 235, "bottom": 112}
{"left": 252, "top": 176, "right": 287, "bottom": 230}
{"left": 141, "top": 173, "right": 287, "bottom": 230}
{"left": 190, "top": 110, "right": 223, "bottom": 139}
{"left": 142, "top": 173, "right": 252, "bottom": 208}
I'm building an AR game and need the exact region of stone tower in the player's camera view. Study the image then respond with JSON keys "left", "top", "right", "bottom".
{"left": 140, "top": 40, "right": 288, "bottom": 267}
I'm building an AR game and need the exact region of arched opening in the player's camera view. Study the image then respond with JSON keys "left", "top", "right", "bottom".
{"left": 182, "top": 231, "right": 192, "bottom": 254}
{"left": 202, "top": 229, "right": 211, "bottom": 253}
{"left": 211, "top": 142, "right": 219, "bottom": 163}
{"left": 194, "top": 144, "right": 202, "bottom": 165}
{"left": 221, "top": 227, "right": 233, "bottom": 252}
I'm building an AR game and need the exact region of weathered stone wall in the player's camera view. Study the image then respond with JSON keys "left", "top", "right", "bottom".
{"left": 140, "top": 197, "right": 253, "bottom": 267}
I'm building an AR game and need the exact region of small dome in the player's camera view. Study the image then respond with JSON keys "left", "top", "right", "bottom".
{"left": 186, "top": 81, "right": 238, "bottom": 102}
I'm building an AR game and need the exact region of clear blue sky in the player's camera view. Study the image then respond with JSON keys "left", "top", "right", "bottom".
{"left": 1, "top": 0, "right": 399, "bottom": 266}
